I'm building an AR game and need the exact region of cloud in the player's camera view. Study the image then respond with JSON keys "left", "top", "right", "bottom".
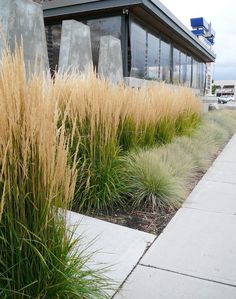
{"left": 162, "top": 0, "right": 236, "bottom": 80}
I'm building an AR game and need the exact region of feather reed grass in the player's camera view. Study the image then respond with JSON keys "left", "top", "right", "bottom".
{"left": 52, "top": 73, "right": 202, "bottom": 212}
{"left": 0, "top": 50, "right": 109, "bottom": 298}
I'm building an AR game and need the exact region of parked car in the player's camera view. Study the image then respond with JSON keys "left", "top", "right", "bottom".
{"left": 218, "top": 96, "right": 233, "bottom": 104}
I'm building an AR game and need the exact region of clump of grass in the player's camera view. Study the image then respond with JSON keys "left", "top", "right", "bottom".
{"left": 183, "top": 110, "right": 236, "bottom": 172}
{"left": 125, "top": 151, "right": 185, "bottom": 211}
{"left": 125, "top": 110, "right": 236, "bottom": 212}
{"left": 52, "top": 73, "right": 202, "bottom": 212}
{"left": 0, "top": 50, "right": 109, "bottom": 298}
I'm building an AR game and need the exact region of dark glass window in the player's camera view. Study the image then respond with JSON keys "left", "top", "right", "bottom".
{"left": 192, "top": 58, "right": 198, "bottom": 89}
{"left": 85, "top": 16, "right": 122, "bottom": 70}
{"left": 197, "top": 61, "right": 201, "bottom": 90}
{"left": 199, "top": 62, "right": 206, "bottom": 94}
{"left": 186, "top": 55, "right": 192, "bottom": 87}
{"left": 130, "top": 19, "right": 147, "bottom": 78}
{"left": 173, "top": 48, "right": 180, "bottom": 84}
{"left": 45, "top": 24, "right": 62, "bottom": 71}
{"left": 192, "top": 59, "right": 205, "bottom": 93}
{"left": 180, "top": 52, "right": 187, "bottom": 85}
{"left": 130, "top": 17, "right": 161, "bottom": 80}
{"left": 45, "top": 16, "right": 122, "bottom": 72}
{"left": 160, "top": 40, "right": 171, "bottom": 83}
{"left": 147, "top": 32, "right": 160, "bottom": 80}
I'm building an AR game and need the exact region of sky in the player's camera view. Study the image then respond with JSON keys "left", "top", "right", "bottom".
{"left": 161, "top": 0, "right": 236, "bottom": 81}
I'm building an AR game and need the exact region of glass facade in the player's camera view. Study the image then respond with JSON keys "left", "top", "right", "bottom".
{"left": 84, "top": 17, "right": 122, "bottom": 70}
{"left": 129, "top": 15, "right": 207, "bottom": 93}
{"left": 130, "top": 17, "right": 172, "bottom": 83}
{"left": 45, "top": 16, "right": 122, "bottom": 72}
{"left": 45, "top": 13, "right": 207, "bottom": 94}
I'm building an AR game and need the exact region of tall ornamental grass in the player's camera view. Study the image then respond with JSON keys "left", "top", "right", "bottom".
{"left": 125, "top": 110, "right": 236, "bottom": 212}
{"left": 0, "top": 51, "right": 109, "bottom": 298}
{"left": 53, "top": 73, "right": 202, "bottom": 212}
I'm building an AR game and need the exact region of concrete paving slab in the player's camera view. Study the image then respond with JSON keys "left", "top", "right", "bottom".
{"left": 66, "top": 210, "right": 155, "bottom": 293}
{"left": 140, "top": 208, "right": 236, "bottom": 286}
{"left": 203, "top": 161, "right": 236, "bottom": 184}
{"left": 183, "top": 179, "right": 236, "bottom": 214}
{"left": 219, "top": 103, "right": 236, "bottom": 110}
{"left": 115, "top": 265, "right": 236, "bottom": 299}
{"left": 214, "top": 136, "right": 236, "bottom": 163}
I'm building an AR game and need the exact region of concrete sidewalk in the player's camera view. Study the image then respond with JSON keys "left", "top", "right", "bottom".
{"left": 66, "top": 211, "right": 155, "bottom": 297}
{"left": 115, "top": 134, "right": 236, "bottom": 298}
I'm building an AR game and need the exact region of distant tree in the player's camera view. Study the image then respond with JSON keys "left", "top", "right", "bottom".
{"left": 212, "top": 84, "right": 217, "bottom": 95}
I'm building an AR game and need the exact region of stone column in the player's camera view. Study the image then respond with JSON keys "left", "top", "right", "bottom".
{"left": 58, "top": 20, "right": 93, "bottom": 74}
{"left": 98, "top": 35, "right": 123, "bottom": 85}
{"left": 0, "top": 0, "right": 49, "bottom": 73}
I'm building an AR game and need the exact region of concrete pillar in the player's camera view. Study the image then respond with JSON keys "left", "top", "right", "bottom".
{"left": 58, "top": 20, "right": 93, "bottom": 74}
{"left": 0, "top": 0, "right": 48, "bottom": 73}
{"left": 98, "top": 36, "right": 123, "bottom": 85}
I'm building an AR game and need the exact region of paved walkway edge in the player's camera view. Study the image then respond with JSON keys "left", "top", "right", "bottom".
{"left": 115, "top": 134, "right": 236, "bottom": 298}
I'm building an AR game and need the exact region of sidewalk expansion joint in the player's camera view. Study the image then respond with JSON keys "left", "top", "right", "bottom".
{"left": 182, "top": 206, "right": 236, "bottom": 216}
{"left": 213, "top": 160, "right": 236, "bottom": 164}
{"left": 139, "top": 264, "right": 236, "bottom": 288}
{"left": 204, "top": 178, "right": 236, "bottom": 185}
{"left": 111, "top": 237, "right": 156, "bottom": 298}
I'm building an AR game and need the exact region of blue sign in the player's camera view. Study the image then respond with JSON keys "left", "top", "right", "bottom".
{"left": 191, "top": 17, "right": 208, "bottom": 30}
{"left": 190, "top": 17, "right": 215, "bottom": 45}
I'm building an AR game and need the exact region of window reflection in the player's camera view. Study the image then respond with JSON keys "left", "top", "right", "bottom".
{"left": 199, "top": 63, "right": 206, "bottom": 94}
{"left": 130, "top": 20, "right": 147, "bottom": 78}
{"left": 180, "top": 52, "right": 187, "bottom": 85}
{"left": 186, "top": 55, "right": 192, "bottom": 87}
{"left": 147, "top": 33, "right": 160, "bottom": 80}
{"left": 192, "top": 58, "right": 198, "bottom": 89}
{"left": 45, "top": 14, "right": 207, "bottom": 94}
{"left": 45, "top": 24, "right": 62, "bottom": 72}
{"left": 173, "top": 48, "right": 180, "bottom": 84}
{"left": 160, "top": 40, "right": 171, "bottom": 83}
{"left": 85, "top": 17, "right": 122, "bottom": 70}
{"left": 45, "top": 16, "right": 122, "bottom": 72}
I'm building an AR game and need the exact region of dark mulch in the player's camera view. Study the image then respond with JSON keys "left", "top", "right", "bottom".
{"left": 96, "top": 169, "right": 207, "bottom": 235}
{"left": 89, "top": 149, "right": 223, "bottom": 235}
{"left": 97, "top": 208, "right": 176, "bottom": 236}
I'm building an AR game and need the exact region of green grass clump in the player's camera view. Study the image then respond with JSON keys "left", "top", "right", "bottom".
{"left": 124, "top": 110, "right": 236, "bottom": 212}
{"left": 125, "top": 151, "right": 185, "bottom": 211}
{"left": 0, "top": 51, "right": 110, "bottom": 298}
{"left": 73, "top": 152, "right": 127, "bottom": 212}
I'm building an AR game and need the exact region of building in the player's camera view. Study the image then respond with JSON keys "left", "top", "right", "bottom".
{"left": 214, "top": 80, "right": 236, "bottom": 100}
{"left": 42, "top": 0, "right": 215, "bottom": 95}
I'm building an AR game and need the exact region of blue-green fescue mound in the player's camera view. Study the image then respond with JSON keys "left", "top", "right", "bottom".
{"left": 125, "top": 110, "right": 236, "bottom": 212}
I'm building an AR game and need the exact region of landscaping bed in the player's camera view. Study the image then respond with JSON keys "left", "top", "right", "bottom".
{"left": 94, "top": 112, "right": 236, "bottom": 235}
{"left": 2, "top": 50, "right": 236, "bottom": 298}
{"left": 97, "top": 170, "right": 205, "bottom": 235}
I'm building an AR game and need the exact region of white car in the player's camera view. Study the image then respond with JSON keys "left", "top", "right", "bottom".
{"left": 218, "top": 96, "right": 233, "bottom": 104}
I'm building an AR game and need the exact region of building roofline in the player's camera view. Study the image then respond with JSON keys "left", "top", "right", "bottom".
{"left": 42, "top": 0, "right": 216, "bottom": 62}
